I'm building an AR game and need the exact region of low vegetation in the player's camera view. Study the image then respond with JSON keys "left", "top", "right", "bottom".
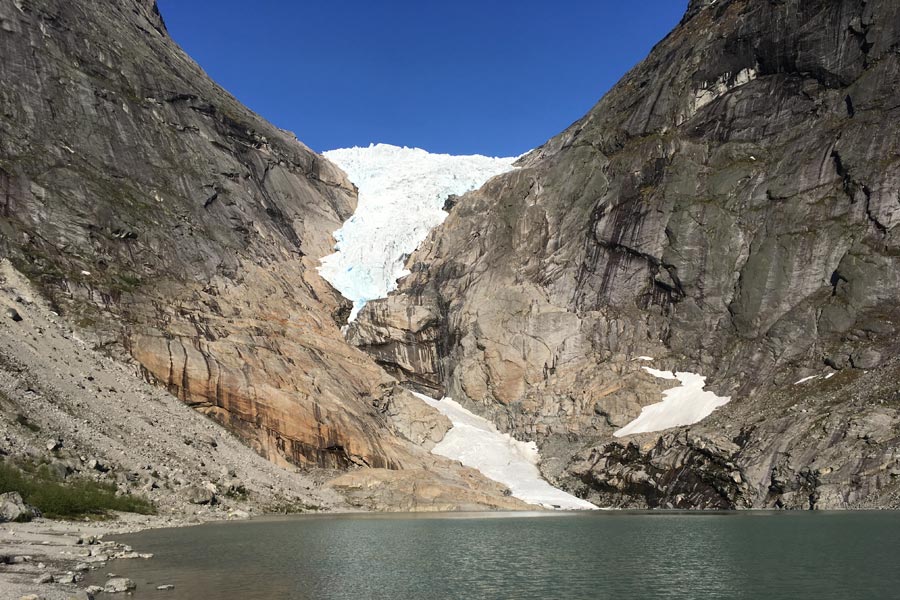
{"left": 0, "top": 459, "right": 155, "bottom": 520}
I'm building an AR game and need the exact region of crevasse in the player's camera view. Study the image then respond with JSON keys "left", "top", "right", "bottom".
{"left": 319, "top": 143, "right": 518, "bottom": 321}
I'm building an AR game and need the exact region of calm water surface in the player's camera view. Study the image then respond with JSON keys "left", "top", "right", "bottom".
{"left": 88, "top": 511, "right": 900, "bottom": 599}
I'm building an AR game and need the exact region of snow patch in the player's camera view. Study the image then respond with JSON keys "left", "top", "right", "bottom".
{"left": 635, "top": 356, "right": 655, "bottom": 362}
{"left": 614, "top": 367, "right": 731, "bottom": 437}
{"left": 319, "top": 144, "right": 518, "bottom": 321}
{"left": 412, "top": 392, "right": 597, "bottom": 510}
{"left": 794, "top": 375, "right": 820, "bottom": 385}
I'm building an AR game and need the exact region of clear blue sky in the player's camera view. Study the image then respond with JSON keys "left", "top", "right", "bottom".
{"left": 157, "top": 1, "right": 686, "bottom": 157}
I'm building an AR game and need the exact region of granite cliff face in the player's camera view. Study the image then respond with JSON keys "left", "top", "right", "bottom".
{"left": 0, "top": 0, "right": 530, "bottom": 510}
{"left": 352, "top": 0, "right": 900, "bottom": 508}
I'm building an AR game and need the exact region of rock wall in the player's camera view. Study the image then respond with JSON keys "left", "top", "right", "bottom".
{"left": 351, "top": 0, "right": 900, "bottom": 508}
{"left": 0, "top": 0, "right": 531, "bottom": 513}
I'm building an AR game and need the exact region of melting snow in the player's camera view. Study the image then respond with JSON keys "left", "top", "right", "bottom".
{"left": 412, "top": 392, "right": 597, "bottom": 510}
{"left": 319, "top": 143, "right": 518, "bottom": 321}
{"left": 317, "top": 143, "right": 590, "bottom": 509}
{"left": 614, "top": 367, "right": 731, "bottom": 437}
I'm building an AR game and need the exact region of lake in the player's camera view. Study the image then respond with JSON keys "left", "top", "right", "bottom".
{"left": 87, "top": 511, "right": 900, "bottom": 599}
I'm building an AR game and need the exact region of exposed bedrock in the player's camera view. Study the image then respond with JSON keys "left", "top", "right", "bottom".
{"left": 0, "top": 0, "right": 529, "bottom": 510}
{"left": 352, "top": 0, "right": 900, "bottom": 508}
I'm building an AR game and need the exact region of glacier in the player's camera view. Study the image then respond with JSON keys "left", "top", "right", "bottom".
{"left": 412, "top": 392, "right": 597, "bottom": 510}
{"left": 318, "top": 143, "right": 592, "bottom": 510}
{"left": 319, "top": 143, "right": 518, "bottom": 321}
{"left": 614, "top": 367, "right": 731, "bottom": 437}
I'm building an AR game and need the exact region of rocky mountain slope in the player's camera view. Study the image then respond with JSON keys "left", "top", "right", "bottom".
{"left": 351, "top": 0, "right": 900, "bottom": 509}
{"left": 0, "top": 0, "right": 526, "bottom": 511}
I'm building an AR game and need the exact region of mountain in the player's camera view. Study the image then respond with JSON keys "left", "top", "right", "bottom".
{"left": 351, "top": 0, "right": 900, "bottom": 509}
{"left": 0, "top": 0, "right": 527, "bottom": 512}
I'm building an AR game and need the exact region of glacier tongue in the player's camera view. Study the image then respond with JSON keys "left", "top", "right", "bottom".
{"left": 319, "top": 143, "right": 518, "bottom": 321}
{"left": 413, "top": 392, "right": 598, "bottom": 510}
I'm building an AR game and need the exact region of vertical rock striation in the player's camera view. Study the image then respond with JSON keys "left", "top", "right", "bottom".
{"left": 0, "top": 0, "right": 409, "bottom": 470}
{"left": 352, "top": 0, "right": 900, "bottom": 508}
{"left": 0, "top": 0, "right": 533, "bottom": 513}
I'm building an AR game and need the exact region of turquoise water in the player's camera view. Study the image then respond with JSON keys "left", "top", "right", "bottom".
{"left": 88, "top": 511, "right": 900, "bottom": 599}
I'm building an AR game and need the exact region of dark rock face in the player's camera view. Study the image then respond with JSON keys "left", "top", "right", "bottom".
{"left": 0, "top": 0, "right": 415, "bottom": 471}
{"left": 352, "top": 0, "right": 900, "bottom": 508}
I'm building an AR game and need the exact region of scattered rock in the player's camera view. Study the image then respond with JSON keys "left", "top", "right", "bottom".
{"left": 87, "top": 459, "right": 109, "bottom": 473}
{"left": 45, "top": 438, "right": 62, "bottom": 452}
{"left": 57, "top": 572, "right": 76, "bottom": 584}
{"left": 6, "top": 307, "right": 22, "bottom": 321}
{"left": 156, "top": 584, "right": 175, "bottom": 590}
{"left": 33, "top": 572, "right": 54, "bottom": 584}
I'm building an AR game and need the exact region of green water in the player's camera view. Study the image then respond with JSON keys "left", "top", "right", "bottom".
{"left": 88, "top": 511, "right": 900, "bottom": 599}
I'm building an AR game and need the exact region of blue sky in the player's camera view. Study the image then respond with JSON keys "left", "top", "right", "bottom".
{"left": 157, "top": 1, "right": 686, "bottom": 156}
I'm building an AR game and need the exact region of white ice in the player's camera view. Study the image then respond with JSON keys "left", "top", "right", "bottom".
{"left": 319, "top": 143, "right": 518, "bottom": 321}
{"left": 614, "top": 367, "right": 731, "bottom": 437}
{"left": 412, "top": 392, "right": 598, "bottom": 510}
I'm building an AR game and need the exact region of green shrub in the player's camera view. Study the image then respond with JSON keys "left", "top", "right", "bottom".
{"left": 0, "top": 460, "right": 155, "bottom": 520}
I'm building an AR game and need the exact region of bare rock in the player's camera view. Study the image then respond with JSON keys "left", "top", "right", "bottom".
{"left": 0, "top": 492, "right": 36, "bottom": 523}
{"left": 351, "top": 0, "right": 900, "bottom": 509}
{"left": 103, "top": 578, "right": 136, "bottom": 593}
{"left": 183, "top": 485, "right": 216, "bottom": 505}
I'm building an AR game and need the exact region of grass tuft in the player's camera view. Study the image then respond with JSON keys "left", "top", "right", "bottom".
{"left": 0, "top": 459, "right": 155, "bottom": 520}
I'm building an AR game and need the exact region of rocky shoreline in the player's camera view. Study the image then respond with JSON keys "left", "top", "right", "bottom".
{"left": 0, "top": 513, "right": 219, "bottom": 600}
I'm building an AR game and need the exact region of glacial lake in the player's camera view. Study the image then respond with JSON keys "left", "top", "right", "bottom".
{"left": 88, "top": 511, "right": 900, "bottom": 599}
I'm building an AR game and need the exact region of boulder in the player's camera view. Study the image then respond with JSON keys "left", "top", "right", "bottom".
{"left": 851, "top": 349, "right": 883, "bottom": 370}
{"left": 0, "top": 492, "right": 36, "bottom": 522}
{"left": 182, "top": 485, "right": 216, "bottom": 505}
{"left": 103, "top": 578, "right": 136, "bottom": 593}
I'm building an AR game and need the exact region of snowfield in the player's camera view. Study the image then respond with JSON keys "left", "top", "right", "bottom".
{"left": 413, "top": 392, "right": 598, "bottom": 510}
{"left": 319, "top": 143, "right": 518, "bottom": 321}
{"left": 614, "top": 367, "right": 732, "bottom": 437}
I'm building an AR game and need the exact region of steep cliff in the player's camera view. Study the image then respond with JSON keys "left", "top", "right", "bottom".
{"left": 0, "top": 0, "right": 530, "bottom": 510}
{"left": 351, "top": 0, "right": 900, "bottom": 508}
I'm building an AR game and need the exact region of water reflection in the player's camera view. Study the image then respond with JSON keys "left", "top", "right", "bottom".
{"left": 85, "top": 512, "right": 900, "bottom": 600}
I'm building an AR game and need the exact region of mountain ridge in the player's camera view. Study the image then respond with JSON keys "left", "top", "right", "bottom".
{"left": 351, "top": 0, "right": 900, "bottom": 509}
